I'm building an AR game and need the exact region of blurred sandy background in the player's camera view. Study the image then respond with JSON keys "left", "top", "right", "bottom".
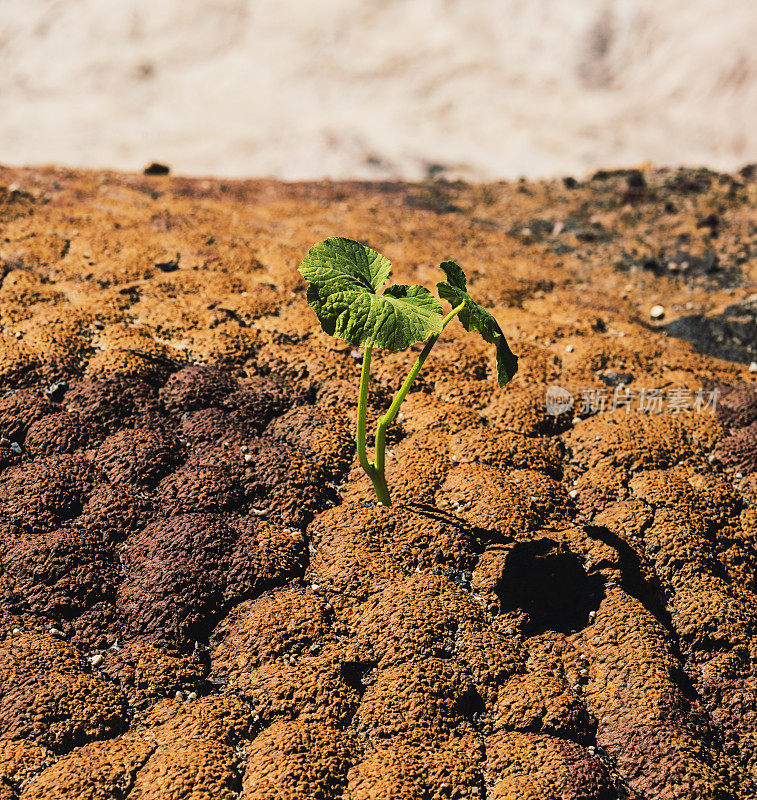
{"left": 2, "top": 0, "right": 756, "bottom": 181}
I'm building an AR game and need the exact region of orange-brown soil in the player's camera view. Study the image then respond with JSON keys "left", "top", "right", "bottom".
{"left": 0, "top": 165, "right": 756, "bottom": 798}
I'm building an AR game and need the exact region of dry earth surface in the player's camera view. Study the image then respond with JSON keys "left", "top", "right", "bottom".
{"left": 0, "top": 164, "right": 756, "bottom": 798}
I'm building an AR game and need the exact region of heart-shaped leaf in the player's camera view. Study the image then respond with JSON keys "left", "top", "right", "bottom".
{"left": 437, "top": 260, "right": 518, "bottom": 386}
{"left": 299, "top": 236, "right": 392, "bottom": 294}
{"left": 299, "top": 237, "right": 444, "bottom": 351}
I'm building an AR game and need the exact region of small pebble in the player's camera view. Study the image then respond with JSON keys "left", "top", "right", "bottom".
{"left": 569, "top": 489, "right": 578, "bottom": 498}
{"left": 49, "top": 628, "right": 65, "bottom": 638}
{"left": 186, "top": 691, "right": 198, "bottom": 702}
{"left": 650, "top": 304, "right": 665, "bottom": 320}
{"left": 750, "top": 362, "right": 757, "bottom": 373}
{"left": 565, "top": 344, "right": 574, "bottom": 352}
{"left": 588, "top": 610, "right": 596, "bottom": 619}
{"left": 588, "top": 745, "right": 596, "bottom": 754}
{"left": 175, "top": 691, "right": 183, "bottom": 700}
{"left": 12, "top": 628, "right": 20, "bottom": 634}
{"left": 45, "top": 380, "right": 67, "bottom": 400}
{"left": 244, "top": 453, "right": 253, "bottom": 462}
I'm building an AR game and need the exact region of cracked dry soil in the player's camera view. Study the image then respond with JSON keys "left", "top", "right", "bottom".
{"left": 0, "top": 165, "right": 756, "bottom": 799}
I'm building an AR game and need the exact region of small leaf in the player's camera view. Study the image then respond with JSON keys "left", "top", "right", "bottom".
{"left": 300, "top": 238, "right": 444, "bottom": 351}
{"left": 437, "top": 260, "right": 518, "bottom": 386}
{"left": 439, "top": 260, "right": 467, "bottom": 292}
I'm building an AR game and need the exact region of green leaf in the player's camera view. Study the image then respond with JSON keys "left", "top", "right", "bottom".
{"left": 438, "top": 259, "right": 467, "bottom": 292}
{"left": 300, "top": 238, "right": 444, "bottom": 351}
{"left": 299, "top": 236, "right": 391, "bottom": 293}
{"left": 437, "top": 260, "right": 518, "bottom": 387}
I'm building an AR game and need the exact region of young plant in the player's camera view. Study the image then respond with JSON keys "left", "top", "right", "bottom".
{"left": 298, "top": 237, "right": 518, "bottom": 506}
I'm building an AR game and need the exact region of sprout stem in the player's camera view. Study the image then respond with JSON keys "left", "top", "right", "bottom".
{"left": 364, "top": 301, "right": 465, "bottom": 507}
{"left": 356, "top": 346, "right": 392, "bottom": 506}
{"left": 356, "top": 346, "right": 373, "bottom": 476}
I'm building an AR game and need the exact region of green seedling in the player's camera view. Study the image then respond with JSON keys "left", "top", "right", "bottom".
{"left": 298, "top": 237, "right": 518, "bottom": 506}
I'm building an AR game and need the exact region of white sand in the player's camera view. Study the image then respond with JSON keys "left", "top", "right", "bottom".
{"left": 1, "top": 0, "right": 756, "bottom": 180}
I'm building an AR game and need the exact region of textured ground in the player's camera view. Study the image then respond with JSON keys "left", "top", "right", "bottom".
{"left": 0, "top": 165, "right": 756, "bottom": 799}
